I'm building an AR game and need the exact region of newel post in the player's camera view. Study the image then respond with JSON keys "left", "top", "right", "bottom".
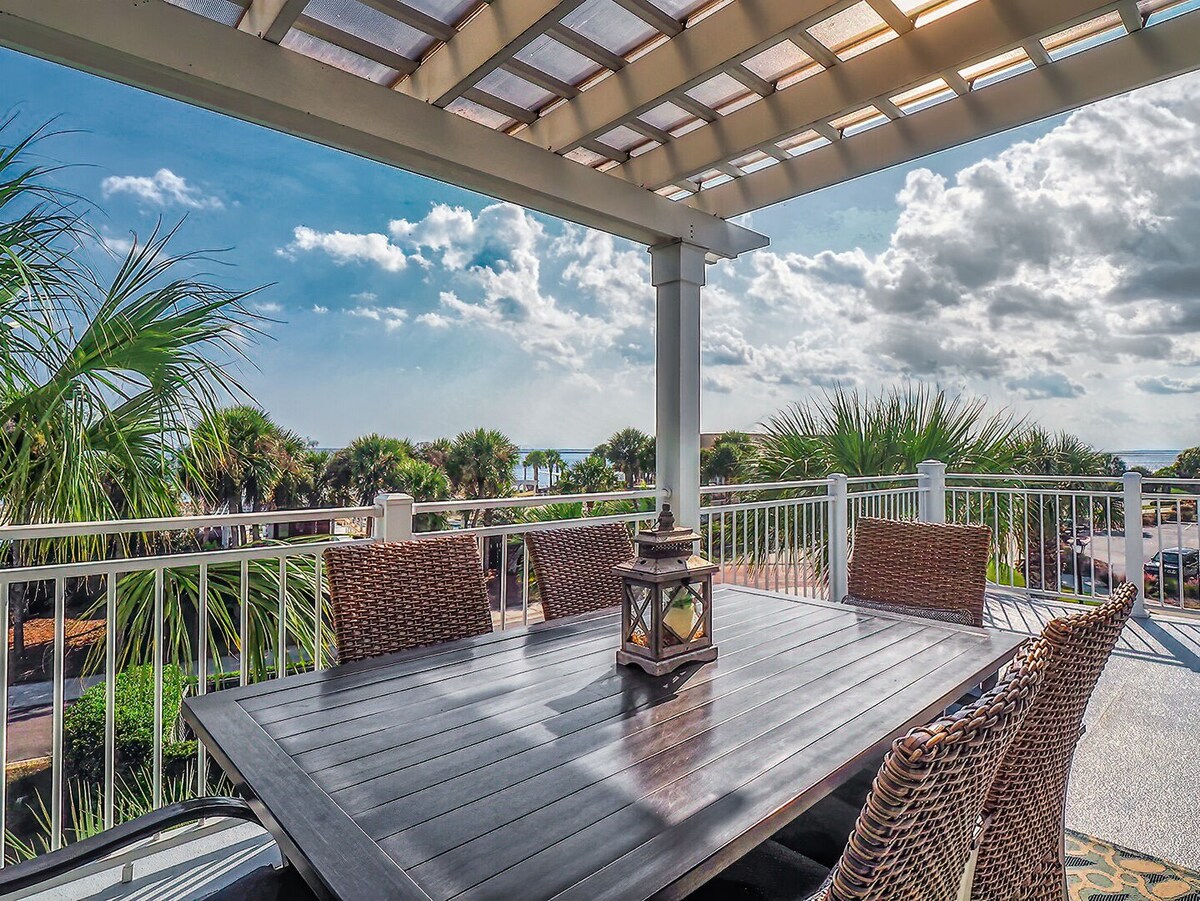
{"left": 375, "top": 493, "right": 414, "bottom": 543}
{"left": 1122, "top": 471, "right": 1147, "bottom": 618}
{"left": 917, "top": 460, "right": 947, "bottom": 523}
{"left": 829, "top": 473, "right": 849, "bottom": 603}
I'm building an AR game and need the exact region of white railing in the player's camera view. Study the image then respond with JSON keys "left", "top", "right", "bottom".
{"left": 3, "top": 466, "right": 1198, "bottom": 867}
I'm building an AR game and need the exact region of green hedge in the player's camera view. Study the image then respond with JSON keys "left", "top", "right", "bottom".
{"left": 64, "top": 664, "right": 191, "bottom": 782}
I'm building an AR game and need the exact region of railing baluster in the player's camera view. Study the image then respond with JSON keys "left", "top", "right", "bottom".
{"left": 153, "top": 568, "right": 164, "bottom": 810}
{"left": 105, "top": 573, "right": 117, "bottom": 829}
{"left": 198, "top": 562, "right": 209, "bottom": 796}
{"left": 500, "top": 536, "right": 509, "bottom": 631}
{"left": 51, "top": 577, "right": 65, "bottom": 850}
{"left": 0, "top": 578, "right": 9, "bottom": 867}
{"left": 239, "top": 559, "right": 249, "bottom": 686}
{"left": 313, "top": 554, "right": 323, "bottom": 671}
{"left": 277, "top": 557, "right": 287, "bottom": 679}
{"left": 522, "top": 536, "right": 530, "bottom": 627}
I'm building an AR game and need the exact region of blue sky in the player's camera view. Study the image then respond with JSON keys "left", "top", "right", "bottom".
{"left": 5, "top": 45, "right": 1199, "bottom": 450}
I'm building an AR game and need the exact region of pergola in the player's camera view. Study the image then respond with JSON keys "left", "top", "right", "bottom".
{"left": 2, "top": 0, "right": 1198, "bottom": 524}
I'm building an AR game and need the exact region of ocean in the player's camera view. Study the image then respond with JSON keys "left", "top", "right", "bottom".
{"left": 1113, "top": 450, "right": 1181, "bottom": 472}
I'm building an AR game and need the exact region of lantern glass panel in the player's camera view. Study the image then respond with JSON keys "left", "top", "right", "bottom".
{"left": 624, "top": 581, "right": 655, "bottom": 649}
{"left": 662, "top": 583, "right": 705, "bottom": 644}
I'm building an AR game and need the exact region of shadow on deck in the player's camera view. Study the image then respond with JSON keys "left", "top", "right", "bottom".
{"left": 986, "top": 589, "right": 1200, "bottom": 871}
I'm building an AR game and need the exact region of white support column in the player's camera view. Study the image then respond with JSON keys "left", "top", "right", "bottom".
{"left": 1123, "top": 471, "right": 1147, "bottom": 618}
{"left": 829, "top": 473, "right": 849, "bottom": 602}
{"left": 375, "top": 493, "right": 414, "bottom": 543}
{"left": 917, "top": 460, "right": 947, "bottom": 523}
{"left": 651, "top": 240, "right": 707, "bottom": 530}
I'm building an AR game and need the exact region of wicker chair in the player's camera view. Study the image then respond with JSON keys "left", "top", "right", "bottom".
{"left": 323, "top": 534, "right": 492, "bottom": 664}
{"left": 690, "top": 636, "right": 1050, "bottom": 901}
{"left": 844, "top": 517, "right": 992, "bottom": 627}
{"left": 970, "top": 581, "right": 1137, "bottom": 901}
{"left": 525, "top": 523, "right": 635, "bottom": 621}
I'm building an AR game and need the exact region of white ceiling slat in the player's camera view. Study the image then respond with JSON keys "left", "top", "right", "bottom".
{"left": 786, "top": 30, "right": 839, "bottom": 70}
{"left": 521, "top": 0, "right": 852, "bottom": 154}
{"left": 358, "top": 0, "right": 456, "bottom": 43}
{"left": 1117, "top": 0, "right": 1143, "bottom": 31}
{"left": 811, "top": 121, "right": 840, "bottom": 142}
{"left": 237, "top": 0, "right": 308, "bottom": 44}
{"left": 691, "top": 9, "right": 1200, "bottom": 218}
{"left": 874, "top": 96, "right": 903, "bottom": 119}
{"left": 583, "top": 138, "right": 630, "bottom": 163}
{"left": 865, "top": 0, "right": 913, "bottom": 35}
{"left": 295, "top": 15, "right": 420, "bottom": 73}
{"left": 619, "top": 0, "right": 1120, "bottom": 190}
{"left": 612, "top": 0, "right": 683, "bottom": 37}
{"left": 399, "top": 0, "right": 584, "bottom": 107}
{"left": 546, "top": 23, "right": 628, "bottom": 71}
{"left": 727, "top": 65, "right": 774, "bottom": 98}
{"left": 0, "top": 0, "right": 766, "bottom": 258}
{"left": 941, "top": 69, "right": 970, "bottom": 95}
{"left": 671, "top": 93, "right": 718, "bottom": 122}
{"left": 462, "top": 87, "right": 538, "bottom": 124}
{"left": 502, "top": 58, "right": 579, "bottom": 99}
{"left": 626, "top": 118, "right": 674, "bottom": 144}
{"left": 1022, "top": 39, "right": 1052, "bottom": 67}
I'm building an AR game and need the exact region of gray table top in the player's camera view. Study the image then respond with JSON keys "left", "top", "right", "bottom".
{"left": 185, "top": 586, "right": 1026, "bottom": 901}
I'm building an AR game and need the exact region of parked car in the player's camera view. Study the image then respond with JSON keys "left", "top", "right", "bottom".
{"left": 1144, "top": 547, "right": 1200, "bottom": 579}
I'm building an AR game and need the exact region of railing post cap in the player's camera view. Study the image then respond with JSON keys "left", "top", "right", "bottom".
{"left": 1123, "top": 470, "right": 1142, "bottom": 485}
{"left": 375, "top": 492, "right": 415, "bottom": 505}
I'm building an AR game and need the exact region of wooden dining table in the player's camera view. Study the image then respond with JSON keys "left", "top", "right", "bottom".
{"left": 183, "top": 585, "right": 1025, "bottom": 901}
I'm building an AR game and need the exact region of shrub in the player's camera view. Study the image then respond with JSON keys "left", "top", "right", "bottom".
{"left": 64, "top": 664, "right": 187, "bottom": 782}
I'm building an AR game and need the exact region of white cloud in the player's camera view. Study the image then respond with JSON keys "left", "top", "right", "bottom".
{"left": 347, "top": 305, "right": 408, "bottom": 331}
{"left": 101, "top": 168, "right": 223, "bottom": 210}
{"left": 280, "top": 227, "right": 408, "bottom": 271}
{"left": 254, "top": 301, "right": 283, "bottom": 314}
{"left": 312, "top": 305, "right": 329, "bottom": 314}
{"left": 1135, "top": 375, "right": 1200, "bottom": 395}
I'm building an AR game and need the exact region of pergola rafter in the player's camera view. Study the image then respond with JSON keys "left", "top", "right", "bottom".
{"left": 617, "top": 0, "right": 1123, "bottom": 191}
{"left": 690, "top": 8, "right": 1200, "bottom": 217}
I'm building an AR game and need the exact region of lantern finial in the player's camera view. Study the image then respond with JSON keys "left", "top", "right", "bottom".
{"left": 656, "top": 504, "right": 675, "bottom": 532}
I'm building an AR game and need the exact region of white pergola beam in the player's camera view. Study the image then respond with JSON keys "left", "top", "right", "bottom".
{"left": 690, "top": 9, "right": 1200, "bottom": 218}
{"left": 0, "top": 0, "right": 765, "bottom": 258}
{"left": 398, "top": 0, "right": 582, "bottom": 106}
{"left": 238, "top": 0, "right": 307, "bottom": 43}
{"left": 620, "top": 0, "right": 1118, "bottom": 190}
{"left": 519, "top": 0, "right": 850, "bottom": 154}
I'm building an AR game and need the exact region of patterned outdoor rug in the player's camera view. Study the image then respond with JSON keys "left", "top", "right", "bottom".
{"left": 1067, "top": 830, "right": 1200, "bottom": 900}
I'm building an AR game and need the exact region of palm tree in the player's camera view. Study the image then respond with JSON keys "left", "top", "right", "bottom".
{"left": 558, "top": 454, "right": 622, "bottom": 497}
{"left": 749, "top": 385, "right": 1023, "bottom": 483}
{"left": 523, "top": 449, "right": 547, "bottom": 492}
{"left": 181, "top": 406, "right": 307, "bottom": 518}
{"left": 0, "top": 123, "right": 261, "bottom": 669}
{"left": 446, "top": 428, "right": 518, "bottom": 525}
{"left": 702, "top": 431, "right": 753, "bottom": 485}
{"left": 596, "top": 427, "right": 653, "bottom": 489}
{"left": 392, "top": 458, "right": 452, "bottom": 531}
{"left": 543, "top": 450, "right": 565, "bottom": 488}
{"left": 416, "top": 437, "right": 453, "bottom": 471}
{"left": 325, "top": 433, "right": 416, "bottom": 506}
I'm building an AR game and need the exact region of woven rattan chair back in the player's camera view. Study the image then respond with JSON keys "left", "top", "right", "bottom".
{"left": 525, "top": 523, "right": 635, "bottom": 621}
{"left": 970, "top": 581, "right": 1137, "bottom": 901}
{"left": 846, "top": 517, "right": 991, "bottom": 626}
{"left": 323, "top": 534, "right": 492, "bottom": 665}
{"left": 812, "top": 638, "right": 1050, "bottom": 901}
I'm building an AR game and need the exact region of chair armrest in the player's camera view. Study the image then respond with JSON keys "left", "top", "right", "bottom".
{"left": 0, "top": 796, "right": 262, "bottom": 894}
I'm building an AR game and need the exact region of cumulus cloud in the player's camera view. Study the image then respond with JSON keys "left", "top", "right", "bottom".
{"left": 101, "top": 169, "right": 223, "bottom": 209}
{"left": 280, "top": 226, "right": 408, "bottom": 271}
{"left": 1135, "top": 375, "right": 1200, "bottom": 395}
{"left": 347, "top": 305, "right": 408, "bottom": 331}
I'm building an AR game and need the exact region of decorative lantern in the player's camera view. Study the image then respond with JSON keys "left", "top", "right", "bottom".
{"left": 614, "top": 504, "right": 718, "bottom": 676}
